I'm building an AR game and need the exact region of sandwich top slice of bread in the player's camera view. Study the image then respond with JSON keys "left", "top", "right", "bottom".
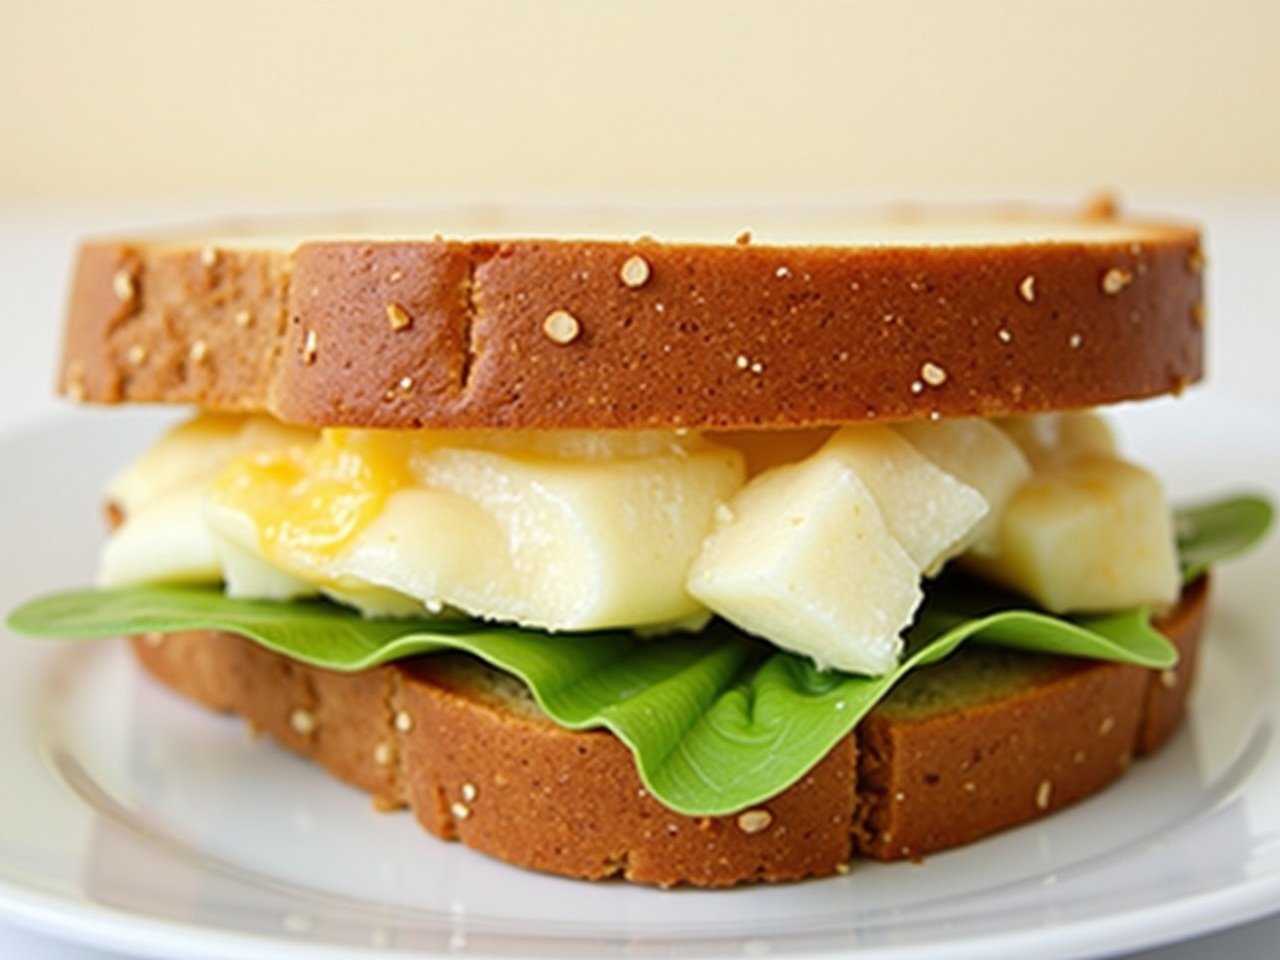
{"left": 61, "top": 206, "right": 1203, "bottom": 429}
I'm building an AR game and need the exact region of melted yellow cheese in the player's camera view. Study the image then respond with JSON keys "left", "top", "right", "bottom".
{"left": 207, "top": 429, "right": 417, "bottom": 566}
{"left": 202, "top": 424, "right": 745, "bottom": 631}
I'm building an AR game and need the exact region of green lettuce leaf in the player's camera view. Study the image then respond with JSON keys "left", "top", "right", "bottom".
{"left": 3, "top": 580, "right": 1176, "bottom": 815}
{"left": 1175, "top": 493, "right": 1273, "bottom": 582}
{"left": 4, "top": 495, "right": 1269, "bottom": 815}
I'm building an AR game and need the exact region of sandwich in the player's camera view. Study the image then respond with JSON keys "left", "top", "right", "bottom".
{"left": 7, "top": 202, "right": 1272, "bottom": 887}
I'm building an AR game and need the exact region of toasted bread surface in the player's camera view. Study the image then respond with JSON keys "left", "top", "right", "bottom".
{"left": 129, "top": 577, "right": 1208, "bottom": 886}
{"left": 63, "top": 208, "right": 1203, "bottom": 430}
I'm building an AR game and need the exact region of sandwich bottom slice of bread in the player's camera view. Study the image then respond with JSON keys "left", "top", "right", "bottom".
{"left": 129, "top": 576, "right": 1208, "bottom": 888}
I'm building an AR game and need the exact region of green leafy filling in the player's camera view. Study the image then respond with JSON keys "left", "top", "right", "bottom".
{"left": 6, "top": 495, "right": 1272, "bottom": 815}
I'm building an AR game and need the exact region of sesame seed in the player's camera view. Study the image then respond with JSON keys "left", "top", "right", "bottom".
{"left": 620, "top": 254, "right": 651, "bottom": 288}
{"left": 920, "top": 361, "right": 947, "bottom": 387}
{"left": 997, "top": 328, "right": 1013, "bottom": 344}
{"left": 542, "top": 309, "right": 581, "bottom": 345}
{"left": 1099, "top": 715, "right": 1116, "bottom": 736}
{"left": 1160, "top": 668, "right": 1178, "bottom": 689}
{"left": 929, "top": 410, "right": 941, "bottom": 421}
{"left": 910, "top": 380, "right": 924, "bottom": 395}
{"left": 234, "top": 310, "right": 253, "bottom": 328}
{"left": 386, "top": 302, "right": 412, "bottom": 331}
{"left": 289, "top": 707, "right": 316, "bottom": 735}
{"left": 736, "top": 809, "right": 773, "bottom": 834}
{"left": 1069, "top": 333, "right": 1084, "bottom": 349}
{"left": 1019, "top": 275, "right": 1037, "bottom": 303}
{"left": 1102, "top": 267, "right": 1133, "bottom": 295}
{"left": 1035, "top": 780, "right": 1053, "bottom": 810}
{"left": 451, "top": 801, "right": 471, "bottom": 821}
{"left": 735, "top": 229, "right": 753, "bottom": 246}
{"left": 461, "top": 782, "right": 478, "bottom": 802}
{"left": 189, "top": 340, "right": 209, "bottom": 362}
{"left": 394, "top": 710, "right": 414, "bottom": 733}
{"left": 749, "top": 361, "right": 763, "bottom": 375}
{"left": 126, "top": 344, "right": 148, "bottom": 366}
{"left": 373, "top": 742, "right": 393, "bottom": 766}
{"left": 112, "top": 269, "right": 136, "bottom": 302}
{"left": 775, "top": 265, "right": 791, "bottom": 279}
{"left": 962, "top": 780, "right": 977, "bottom": 793}
{"left": 200, "top": 245, "right": 219, "bottom": 268}
{"left": 893, "top": 791, "right": 906, "bottom": 803}
{"left": 735, "top": 354, "right": 750, "bottom": 370}
{"left": 388, "top": 268, "right": 404, "bottom": 283}
{"left": 302, "top": 330, "right": 319, "bottom": 364}
{"left": 398, "top": 375, "right": 414, "bottom": 391}
{"left": 64, "top": 362, "right": 86, "bottom": 400}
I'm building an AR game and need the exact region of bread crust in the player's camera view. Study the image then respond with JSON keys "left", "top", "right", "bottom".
{"left": 62, "top": 212, "right": 1204, "bottom": 429}
{"left": 128, "top": 578, "right": 1208, "bottom": 887}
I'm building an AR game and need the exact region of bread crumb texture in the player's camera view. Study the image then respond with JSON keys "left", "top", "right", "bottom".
{"left": 62, "top": 217, "right": 1202, "bottom": 430}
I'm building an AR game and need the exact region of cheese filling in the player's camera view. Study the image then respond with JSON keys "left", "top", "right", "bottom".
{"left": 99, "top": 412, "right": 1180, "bottom": 676}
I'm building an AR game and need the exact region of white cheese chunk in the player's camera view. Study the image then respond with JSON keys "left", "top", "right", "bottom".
{"left": 895, "top": 418, "right": 1032, "bottom": 557}
{"left": 998, "top": 411, "right": 1117, "bottom": 468}
{"left": 965, "top": 452, "right": 1180, "bottom": 613}
{"left": 687, "top": 425, "right": 988, "bottom": 674}
{"left": 107, "top": 414, "right": 314, "bottom": 516}
{"left": 820, "top": 425, "right": 989, "bottom": 575}
{"left": 100, "top": 486, "right": 222, "bottom": 587}
{"left": 687, "top": 452, "right": 919, "bottom": 675}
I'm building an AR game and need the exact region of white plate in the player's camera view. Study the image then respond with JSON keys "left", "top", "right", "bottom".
{"left": 0, "top": 398, "right": 1278, "bottom": 960}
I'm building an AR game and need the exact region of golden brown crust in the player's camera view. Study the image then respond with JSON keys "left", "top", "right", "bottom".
{"left": 127, "top": 579, "right": 1209, "bottom": 886}
{"left": 63, "top": 211, "right": 1204, "bottom": 429}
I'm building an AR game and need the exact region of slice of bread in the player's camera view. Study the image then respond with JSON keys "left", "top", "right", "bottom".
{"left": 128, "top": 577, "right": 1208, "bottom": 887}
{"left": 62, "top": 206, "right": 1203, "bottom": 430}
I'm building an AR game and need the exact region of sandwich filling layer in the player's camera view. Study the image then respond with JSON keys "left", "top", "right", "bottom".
{"left": 100, "top": 411, "right": 1181, "bottom": 676}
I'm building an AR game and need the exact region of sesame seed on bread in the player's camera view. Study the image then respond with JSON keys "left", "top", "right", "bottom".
{"left": 129, "top": 577, "right": 1208, "bottom": 887}
{"left": 61, "top": 205, "right": 1203, "bottom": 430}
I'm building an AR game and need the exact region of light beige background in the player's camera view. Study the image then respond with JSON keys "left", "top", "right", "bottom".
{"left": 2, "top": 0, "right": 1278, "bottom": 203}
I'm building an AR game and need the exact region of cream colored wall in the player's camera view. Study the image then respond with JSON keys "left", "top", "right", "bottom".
{"left": 1, "top": 0, "right": 1278, "bottom": 201}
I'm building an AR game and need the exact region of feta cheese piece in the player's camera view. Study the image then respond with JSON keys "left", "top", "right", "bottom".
{"left": 895, "top": 418, "right": 1032, "bottom": 557}
{"left": 688, "top": 452, "right": 918, "bottom": 675}
{"left": 966, "top": 452, "right": 1180, "bottom": 613}
{"left": 820, "top": 425, "right": 989, "bottom": 575}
